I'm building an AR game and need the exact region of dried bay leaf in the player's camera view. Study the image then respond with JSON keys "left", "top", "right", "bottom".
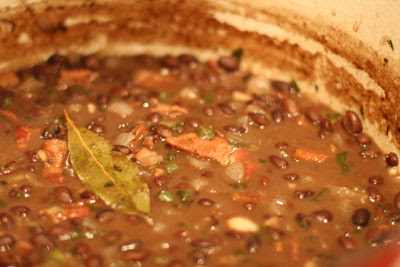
{"left": 64, "top": 111, "right": 151, "bottom": 218}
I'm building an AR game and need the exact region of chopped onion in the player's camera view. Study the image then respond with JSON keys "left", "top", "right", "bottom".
{"left": 225, "top": 162, "right": 245, "bottom": 182}
{"left": 232, "top": 91, "right": 252, "bottom": 102}
{"left": 236, "top": 115, "right": 250, "bottom": 127}
{"left": 188, "top": 156, "right": 210, "bottom": 170}
{"left": 179, "top": 86, "right": 198, "bottom": 100}
{"left": 108, "top": 101, "right": 133, "bottom": 118}
{"left": 191, "top": 178, "right": 208, "bottom": 191}
{"left": 114, "top": 132, "right": 135, "bottom": 147}
{"left": 245, "top": 104, "right": 265, "bottom": 115}
{"left": 7, "top": 172, "right": 41, "bottom": 186}
{"left": 247, "top": 75, "right": 271, "bottom": 95}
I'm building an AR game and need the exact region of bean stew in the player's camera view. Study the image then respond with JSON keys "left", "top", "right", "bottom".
{"left": 0, "top": 52, "right": 399, "bottom": 266}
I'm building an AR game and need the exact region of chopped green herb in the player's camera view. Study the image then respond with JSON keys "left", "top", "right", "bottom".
{"left": 295, "top": 217, "right": 309, "bottom": 229}
{"left": 171, "top": 122, "right": 185, "bottom": 131}
{"left": 258, "top": 158, "right": 266, "bottom": 163}
{"left": 154, "top": 256, "right": 169, "bottom": 265}
{"left": 104, "top": 182, "right": 114, "bottom": 187}
{"left": 388, "top": 40, "right": 394, "bottom": 51}
{"left": 229, "top": 183, "right": 248, "bottom": 190}
{"left": 167, "top": 152, "right": 178, "bottom": 161}
{"left": 232, "top": 48, "right": 243, "bottom": 62}
{"left": 361, "top": 145, "right": 370, "bottom": 151}
{"left": 113, "top": 165, "right": 122, "bottom": 172}
{"left": 327, "top": 113, "right": 341, "bottom": 123}
{"left": 196, "top": 125, "right": 216, "bottom": 139}
{"left": 1, "top": 96, "right": 13, "bottom": 108}
{"left": 159, "top": 91, "right": 169, "bottom": 101}
{"left": 309, "top": 188, "right": 329, "bottom": 202}
{"left": 290, "top": 80, "right": 301, "bottom": 93}
{"left": 165, "top": 161, "right": 179, "bottom": 174}
{"left": 47, "top": 249, "right": 67, "bottom": 264}
{"left": 336, "top": 151, "right": 350, "bottom": 174}
{"left": 157, "top": 190, "right": 175, "bottom": 202}
{"left": 201, "top": 93, "right": 214, "bottom": 104}
{"left": 176, "top": 189, "right": 193, "bottom": 206}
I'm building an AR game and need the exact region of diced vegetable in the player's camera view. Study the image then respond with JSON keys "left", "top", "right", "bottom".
{"left": 293, "top": 148, "right": 329, "bottom": 163}
{"left": 187, "top": 156, "right": 211, "bottom": 170}
{"left": 232, "top": 192, "right": 263, "bottom": 201}
{"left": 151, "top": 103, "right": 188, "bottom": 118}
{"left": 58, "top": 69, "right": 99, "bottom": 86}
{"left": 15, "top": 126, "right": 35, "bottom": 148}
{"left": 225, "top": 162, "right": 245, "bottom": 182}
{"left": 165, "top": 161, "right": 179, "bottom": 174}
{"left": 42, "top": 139, "right": 68, "bottom": 184}
{"left": 176, "top": 189, "right": 193, "bottom": 206}
{"left": 0, "top": 109, "right": 17, "bottom": 122}
{"left": 196, "top": 125, "right": 216, "bottom": 139}
{"left": 201, "top": 93, "right": 214, "bottom": 104}
{"left": 158, "top": 190, "right": 174, "bottom": 202}
{"left": 227, "top": 217, "right": 259, "bottom": 233}
{"left": 135, "top": 147, "right": 164, "bottom": 167}
{"left": 0, "top": 72, "right": 19, "bottom": 87}
{"left": 107, "top": 101, "right": 133, "bottom": 118}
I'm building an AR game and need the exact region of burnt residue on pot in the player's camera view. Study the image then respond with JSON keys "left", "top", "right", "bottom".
{"left": 0, "top": 0, "right": 398, "bottom": 151}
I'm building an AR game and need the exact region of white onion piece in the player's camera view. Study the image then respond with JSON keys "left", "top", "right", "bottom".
{"left": 191, "top": 178, "right": 208, "bottom": 191}
{"left": 245, "top": 104, "right": 265, "bottom": 115}
{"left": 232, "top": 91, "right": 252, "bottom": 102}
{"left": 188, "top": 156, "right": 210, "bottom": 170}
{"left": 179, "top": 86, "right": 198, "bottom": 100}
{"left": 247, "top": 76, "right": 271, "bottom": 95}
{"left": 114, "top": 132, "right": 135, "bottom": 147}
{"left": 225, "top": 162, "right": 245, "bottom": 182}
{"left": 8, "top": 172, "right": 42, "bottom": 186}
{"left": 108, "top": 101, "right": 133, "bottom": 118}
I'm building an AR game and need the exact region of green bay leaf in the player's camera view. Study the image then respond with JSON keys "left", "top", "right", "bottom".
{"left": 65, "top": 112, "right": 151, "bottom": 217}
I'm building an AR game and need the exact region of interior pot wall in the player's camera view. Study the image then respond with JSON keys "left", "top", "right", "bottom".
{"left": 0, "top": 0, "right": 399, "bottom": 155}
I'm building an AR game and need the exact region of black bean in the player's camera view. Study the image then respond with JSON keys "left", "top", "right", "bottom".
{"left": 114, "top": 145, "right": 131, "bottom": 155}
{"left": 20, "top": 185, "right": 33, "bottom": 194}
{"left": 85, "top": 254, "right": 104, "bottom": 267}
{"left": 203, "top": 107, "right": 214, "bottom": 117}
{"left": 48, "top": 224, "right": 73, "bottom": 241}
{"left": 270, "top": 80, "right": 292, "bottom": 93}
{"left": 36, "top": 98, "right": 53, "bottom": 108}
{"left": 319, "top": 119, "right": 333, "bottom": 138}
{"left": 97, "top": 94, "right": 109, "bottom": 108}
{"left": 218, "top": 56, "right": 239, "bottom": 72}
{"left": 366, "top": 187, "right": 384, "bottom": 203}
{"left": 352, "top": 208, "right": 370, "bottom": 227}
{"left": 249, "top": 112, "right": 268, "bottom": 126}
{"left": 275, "top": 142, "right": 288, "bottom": 150}
{"left": 0, "top": 213, "right": 14, "bottom": 229}
{"left": 355, "top": 134, "right": 372, "bottom": 146}
{"left": 394, "top": 192, "right": 400, "bottom": 209}
{"left": 191, "top": 250, "right": 207, "bottom": 265}
{"left": 123, "top": 249, "right": 150, "bottom": 262}
{"left": 368, "top": 176, "right": 383, "bottom": 185}
{"left": 342, "top": 110, "right": 362, "bottom": 135}
{"left": 120, "top": 240, "right": 142, "bottom": 252}
{"left": 153, "top": 176, "right": 168, "bottom": 187}
{"left": 162, "top": 55, "right": 180, "bottom": 69}
{"left": 137, "top": 54, "right": 155, "bottom": 66}
{"left": 387, "top": 212, "right": 400, "bottom": 225}
{"left": 296, "top": 213, "right": 311, "bottom": 228}
{"left": 185, "top": 118, "right": 201, "bottom": 128}
{"left": 269, "top": 156, "right": 288, "bottom": 169}
{"left": 80, "top": 190, "right": 98, "bottom": 204}
{"left": 2, "top": 161, "right": 19, "bottom": 175}
{"left": 88, "top": 123, "right": 104, "bottom": 135}
{"left": 147, "top": 112, "right": 162, "bottom": 124}
{"left": 96, "top": 209, "right": 115, "bottom": 223}
{"left": 257, "top": 94, "right": 280, "bottom": 107}
{"left": 243, "top": 202, "right": 257, "bottom": 211}
{"left": 338, "top": 236, "right": 356, "bottom": 250}
{"left": 191, "top": 239, "right": 214, "bottom": 248}
{"left": 284, "top": 173, "right": 299, "bottom": 181}
{"left": 42, "top": 123, "right": 61, "bottom": 139}
{"left": 178, "top": 54, "right": 198, "bottom": 66}
{"left": 0, "top": 234, "right": 15, "bottom": 251}
{"left": 31, "top": 233, "right": 55, "bottom": 250}
{"left": 25, "top": 151, "right": 39, "bottom": 163}
{"left": 271, "top": 109, "right": 284, "bottom": 124}
{"left": 282, "top": 97, "right": 301, "bottom": 117}
{"left": 151, "top": 124, "right": 173, "bottom": 138}
{"left": 10, "top": 206, "right": 30, "bottom": 218}
{"left": 75, "top": 242, "right": 89, "bottom": 257}
{"left": 294, "top": 190, "right": 315, "bottom": 199}
{"left": 54, "top": 187, "right": 74, "bottom": 203}
{"left": 218, "top": 104, "right": 236, "bottom": 116}
{"left": 224, "top": 125, "right": 246, "bottom": 134}
{"left": 246, "top": 235, "right": 261, "bottom": 254}
{"left": 310, "top": 210, "right": 332, "bottom": 223}
{"left": 197, "top": 198, "right": 214, "bottom": 207}
{"left": 110, "top": 86, "right": 131, "bottom": 100}
{"left": 305, "top": 107, "right": 322, "bottom": 124}
{"left": 385, "top": 152, "right": 398, "bottom": 166}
